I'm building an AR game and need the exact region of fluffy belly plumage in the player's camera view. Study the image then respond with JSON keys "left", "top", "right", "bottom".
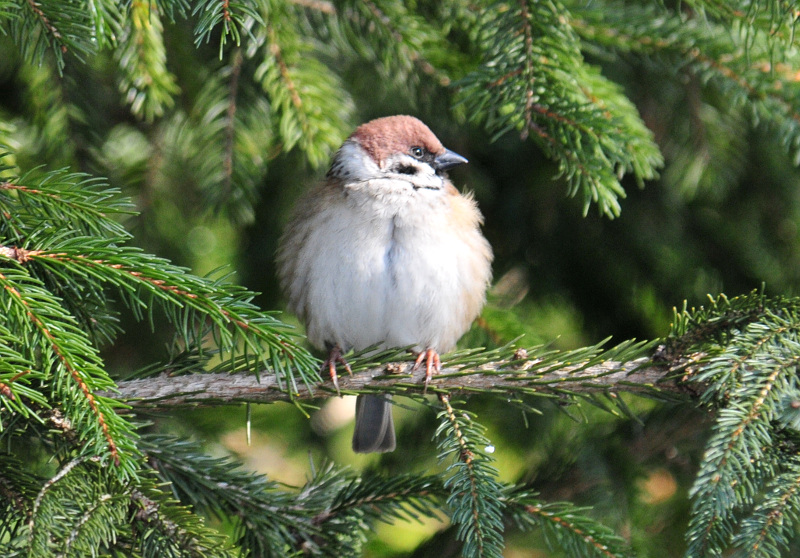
{"left": 302, "top": 215, "right": 468, "bottom": 353}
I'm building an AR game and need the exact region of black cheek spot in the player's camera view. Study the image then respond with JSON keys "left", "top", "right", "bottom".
{"left": 394, "top": 164, "right": 417, "bottom": 175}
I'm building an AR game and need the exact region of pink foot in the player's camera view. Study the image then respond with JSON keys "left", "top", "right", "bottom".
{"left": 323, "top": 344, "right": 352, "bottom": 395}
{"left": 413, "top": 348, "right": 441, "bottom": 392}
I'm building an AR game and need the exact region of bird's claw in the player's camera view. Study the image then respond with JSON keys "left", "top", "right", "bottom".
{"left": 413, "top": 348, "right": 441, "bottom": 393}
{"left": 323, "top": 345, "right": 352, "bottom": 396}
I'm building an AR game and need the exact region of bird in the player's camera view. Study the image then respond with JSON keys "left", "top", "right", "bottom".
{"left": 277, "top": 115, "right": 493, "bottom": 453}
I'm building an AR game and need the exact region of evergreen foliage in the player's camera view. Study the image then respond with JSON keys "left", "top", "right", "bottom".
{"left": 504, "top": 488, "right": 635, "bottom": 558}
{"left": 667, "top": 294, "right": 800, "bottom": 557}
{"left": 1, "top": 0, "right": 800, "bottom": 556}
{"left": 435, "top": 395, "right": 506, "bottom": 558}
{"left": 458, "top": 0, "right": 663, "bottom": 217}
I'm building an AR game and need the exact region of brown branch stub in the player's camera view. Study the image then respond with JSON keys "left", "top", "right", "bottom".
{"left": 1, "top": 182, "right": 44, "bottom": 196}
{"left": 107, "top": 357, "right": 683, "bottom": 408}
{"left": 25, "top": 0, "right": 64, "bottom": 49}
{"left": 0, "top": 245, "right": 41, "bottom": 263}
{"left": 0, "top": 369, "right": 32, "bottom": 400}
{"left": 221, "top": 0, "right": 232, "bottom": 22}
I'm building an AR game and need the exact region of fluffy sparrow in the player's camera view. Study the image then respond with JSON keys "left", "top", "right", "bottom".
{"left": 277, "top": 115, "right": 493, "bottom": 452}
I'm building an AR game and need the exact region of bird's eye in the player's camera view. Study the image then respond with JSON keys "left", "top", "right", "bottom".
{"left": 410, "top": 146, "right": 424, "bottom": 159}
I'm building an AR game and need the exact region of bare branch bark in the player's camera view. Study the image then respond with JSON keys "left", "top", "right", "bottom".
{"left": 108, "top": 356, "right": 687, "bottom": 408}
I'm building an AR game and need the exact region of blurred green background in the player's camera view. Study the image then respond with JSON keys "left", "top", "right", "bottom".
{"left": 2, "top": 2, "right": 800, "bottom": 555}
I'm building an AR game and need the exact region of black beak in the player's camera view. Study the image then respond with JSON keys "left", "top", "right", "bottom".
{"left": 433, "top": 148, "right": 468, "bottom": 171}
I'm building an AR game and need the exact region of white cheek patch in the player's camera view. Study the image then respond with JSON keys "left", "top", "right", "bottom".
{"left": 331, "top": 141, "right": 382, "bottom": 181}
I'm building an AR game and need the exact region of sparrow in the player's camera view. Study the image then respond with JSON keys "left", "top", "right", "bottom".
{"left": 277, "top": 115, "right": 493, "bottom": 453}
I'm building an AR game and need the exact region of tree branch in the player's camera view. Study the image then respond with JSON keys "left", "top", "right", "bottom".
{"left": 108, "top": 356, "right": 689, "bottom": 408}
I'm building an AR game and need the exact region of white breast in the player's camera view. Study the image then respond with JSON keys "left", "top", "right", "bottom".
{"left": 285, "top": 178, "right": 491, "bottom": 354}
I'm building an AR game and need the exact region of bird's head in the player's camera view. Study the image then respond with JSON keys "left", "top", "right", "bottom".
{"left": 327, "top": 115, "right": 468, "bottom": 189}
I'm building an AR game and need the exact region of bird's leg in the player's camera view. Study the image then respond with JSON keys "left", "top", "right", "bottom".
{"left": 323, "top": 344, "right": 352, "bottom": 396}
{"left": 413, "top": 348, "right": 441, "bottom": 393}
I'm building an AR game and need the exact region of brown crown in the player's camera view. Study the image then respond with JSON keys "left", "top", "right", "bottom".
{"left": 350, "top": 115, "right": 445, "bottom": 165}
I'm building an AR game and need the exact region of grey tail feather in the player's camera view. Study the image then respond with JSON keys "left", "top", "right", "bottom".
{"left": 352, "top": 394, "right": 396, "bottom": 453}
